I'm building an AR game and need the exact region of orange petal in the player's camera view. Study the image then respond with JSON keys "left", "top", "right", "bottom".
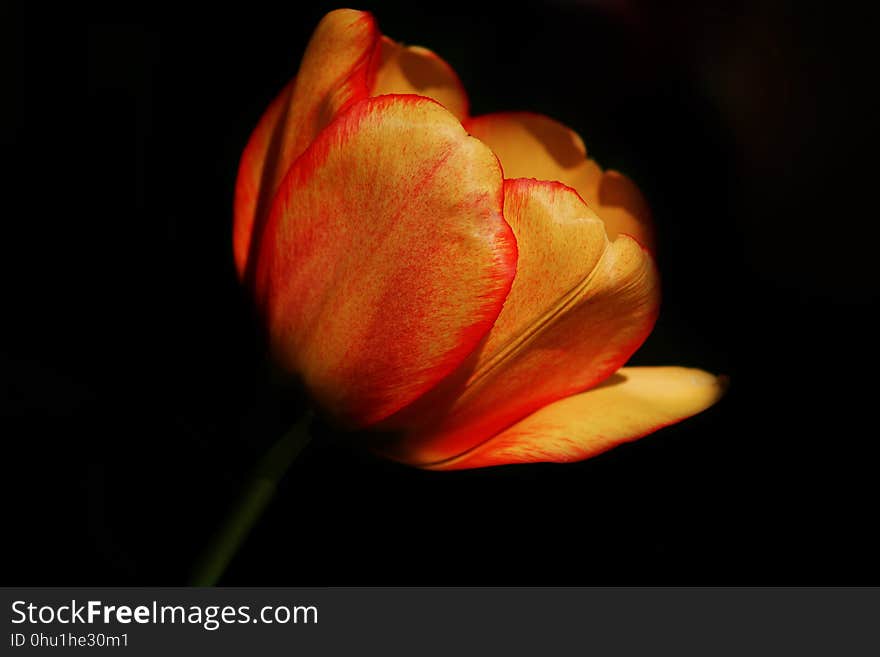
{"left": 233, "top": 9, "right": 380, "bottom": 280}
{"left": 382, "top": 179, "right": 659, "bottom": 465}
{"left": 255, "top": 96, "right": 516, "bottom": 427}
{"left": 427, "top": 367, "right": 727, "bottom": 470}
{"left": 371, "top": 36, "right": 469, "bottom": 120}
{"left": 465, "top": 112, "right": 654, "bottom": 248}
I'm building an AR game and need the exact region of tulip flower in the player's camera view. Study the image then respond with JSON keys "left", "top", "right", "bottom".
{"left": 233, "top": 9, "right": 725, "bottom": 471}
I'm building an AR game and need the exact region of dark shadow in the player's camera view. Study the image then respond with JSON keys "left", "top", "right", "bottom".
{"left": 242, "top": 83, "right": 294, "bottom": 292}
{"left": 517, "top": 113, "right": 586, "bottom": 168}
{"left": 593, "top": 371, "right": 628, "bottom": 389}
{"left": 397, "top": 45, "right": 457, "bottom": 93}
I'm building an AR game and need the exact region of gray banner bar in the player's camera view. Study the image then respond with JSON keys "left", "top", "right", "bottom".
{"left": 2, "top": 588, "right": 877, "bottom": 656}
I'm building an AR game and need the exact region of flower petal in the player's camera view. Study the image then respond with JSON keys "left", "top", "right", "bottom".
{"left": 372, "top": 36, "right": 469, "bottom": 120}
{"left": 256, "top": 96, "right": 516, "bottom": 427}
{"left": 465, "top": 112, "right": 653, "bottom": 248}
{"left": 381, "top": 179, "right": 659, "bottom": 465}
{"left": 427, "top": 367, "right": 726, "bottom": 470}
{"left": 233, "top": 9, "right": 380, "bottom": 280}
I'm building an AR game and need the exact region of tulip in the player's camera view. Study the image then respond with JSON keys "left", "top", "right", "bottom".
{"left": 233, "top": 8, "right": 725, "bottom": 471}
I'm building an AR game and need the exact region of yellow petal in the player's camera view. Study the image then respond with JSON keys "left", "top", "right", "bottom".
{"left": 428, "top": 367, "right": 726, "bottom": 470}
{"left": 465, "top": 112, "right": 653, "bottom": 248}
{"left": 255, "top": 96, "right": 516, "bottom": 427}
{"left": 381, "top": 179, "right": 659, "bottom": 465}
{"left": 233, "top": 9, "right": 379, "bottom": 279}
{"left": 372, "top": 36, "right": 469, "bottom": 120}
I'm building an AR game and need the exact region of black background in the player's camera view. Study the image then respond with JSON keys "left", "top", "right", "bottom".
{"left": 3, "top": 0, "right": 878, "bottom": 584}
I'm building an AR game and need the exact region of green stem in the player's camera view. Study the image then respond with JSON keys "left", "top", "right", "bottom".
{"left": 189, "top": 410, "right": 314, "bottom": 586}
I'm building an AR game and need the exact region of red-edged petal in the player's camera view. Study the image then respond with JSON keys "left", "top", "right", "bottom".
{"left": 255, "top": 96, "right": 516, "bottom": 427}
{"left": 465, "top": 112, "right": 654, "bottom": 249}
{"left": 381, "top": 179, "right": 659, "bottom": 465}
{"left": 233, "top": 9, "right": 380, "bottom": 280}
{"left": 427, "top": 367, "right": 726, "bottom": 470}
